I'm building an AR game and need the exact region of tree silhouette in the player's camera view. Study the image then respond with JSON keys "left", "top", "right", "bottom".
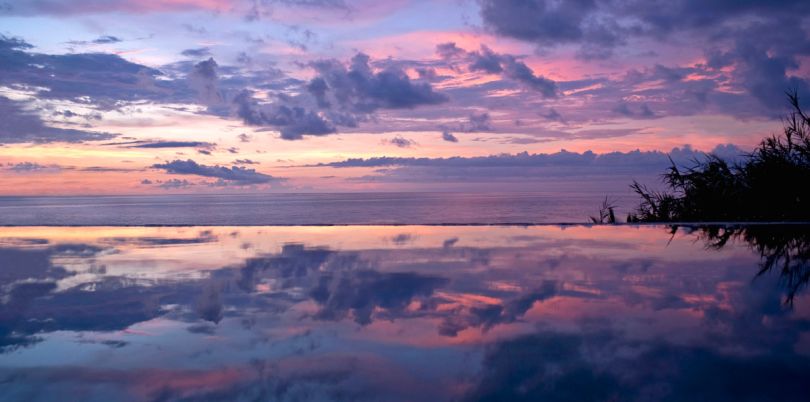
{"left": 628, "top": 90, "right": 810, "bottom": 222}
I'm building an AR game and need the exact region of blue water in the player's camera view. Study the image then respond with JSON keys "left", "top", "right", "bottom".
{"left": 0, "top": 192, "right": 637, "bottom": 225}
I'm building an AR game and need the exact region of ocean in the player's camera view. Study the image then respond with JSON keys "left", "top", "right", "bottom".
{"left": 0, "top": 192, "right": 638, "bottom": 225}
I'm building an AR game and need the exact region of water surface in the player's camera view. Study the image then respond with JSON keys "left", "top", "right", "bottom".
{"left": 0, "top": 193, "right": 637, "bottom": 225}
{"left": 1, "top": 225, "right": 809, "bottom": 401}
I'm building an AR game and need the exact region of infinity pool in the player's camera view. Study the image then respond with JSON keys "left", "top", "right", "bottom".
{"left": 1, "top": 225, "right": 809, "bottom": 401}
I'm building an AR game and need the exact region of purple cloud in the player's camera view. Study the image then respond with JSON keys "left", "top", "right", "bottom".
{"left": 151, "top": 159, "right": 281, "bottom": 185}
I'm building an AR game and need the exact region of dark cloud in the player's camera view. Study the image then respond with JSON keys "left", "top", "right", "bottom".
{"left": 467, "top": 112, "right": 492, "bottom": 132}
{"left": 181, "top": 47, "right": 212, "bottom": 58}
{"left": 151, "top": 159, "right": 280, "bottom": 185}
{"left": 223, "top": 244, "right": 452, "bottom": 327}
{"left": 469, "top": 46, "right": 504, "bottom": 74}
{"left": 540, "top": 108, "right": 564, "bottom": 122}
{"left": 619, "top": 0, "right": 810, "bottom": 36}
{"left": 186, "top": 323, "right": 217, "bottom": 335}
{"left": 227, "top": 52, "right": 448, "bottom": 140}
{"left": 92, "top": 35, "right": 121, "bottom": 44}
{"left": 389, "top": 233, "right": 415, "bottom": 245}
{"left": 233, "top": 90, "right": 336, "bottom": 140}
{"left": 182, "top": 23, "right": 208, "bottom": 34}
{"left": 436, "top": 111, "right": 493, "bottom": 137}
{"left": 0, "top": 244, "right": 106, "bottom": 349}
{"left": 0, "top": 35, "right": 167, "bottom": 107}
{"left": 309, "top": 52, "right": 448, "bottom": 113}
{"left": 613, "top": 102, "right": 656, "bottom": 119}
{"left": 310, "top": 270, "right": 448, "bottom": 325}
{"left": 416, "top": 67, "right": 438, "bottom": 81}
{"left": 498, "top": 54, "right": 557, "bottom": 97}
{"left": 0, "top": 276, "right": 191, "bottom": 351}
{"left": 157, "top": 178, "right": 193, "bottom": 189}
{"left": 307, "top": 77, "right": 330, "bottom": 108}
{"left": 711, "top": 23, "right": 810, "bottom": 111}
{"left": 315, "top": 145, "right": 749, "bottom": 189}
{"left": 283, "top": 25, "right": 318, "bottom": 51}
{"left": 387, "top": 135, "right": 416, "bottom": 148}
{"left": 469, "top": 46, "right": 557, "bottom": 98}
{"left": 66, "top": 35, "right": 123, "bottom": 46}
{"left": 233, "top": 244, "right": 334, "bottom": 293}
{"left": 440, "top": 43, "right": 558, "bottom": 97}
{"left": 463, "top": 328, "right": 810, "bottom": 402}
{"left": 79, "top": 166, "right": 135, "bottom": 173}
{"left": 0, "top": 97, "right": 115, "bottom": 144}
{"left": 440, "top": 281, "right": 559, "bottom": 336}
{"left": 5, "top": 162, "right": 61, "bottom": 173}
{"left": 111, "top": 140, "right": 215, "bottom": 149}
{"left": 318, "top": 146, "right": 744, "bottom": 170}
{"left": 0, "top": 34, "right": 32, "bottom": 51}
{"left": 436, "top": 42, "right": 466, "bottom": 60}
{"left": 188, "top": 57, "right": 222, "bottom": 106}
{"left": 478, "top": 0, "right": 810, "bottom": 54}
{"left": 476, "top": 0, "right": 810, "bottom": 112}
{"left": 0, "top": 36, "right": 307, "bottom": 137}
{"left": 101, "top": 230, "right": 218, "bottom": 247}
{"left": 0, "top": 245, "right": 86, "bottom": 284}
{"left": 442, "top": 238, "right": 459, "bottom": 248}
{"left": 195, "top": 282, "right": 223, "bottom": 323}
{"left": 5, "top": 161, "right": 135, "bottom": 174}
{"left": 479, "top": 0, "right": 601, "bottom": 45}
{"left": 525, "top": 60, "right": 780, "bottom": 121}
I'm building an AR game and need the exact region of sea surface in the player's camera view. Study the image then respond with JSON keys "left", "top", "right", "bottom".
{"left": 1, "top": 224, "right": 809, "bottom": 401}
{"left": 0, "top": 192, "right": 637, "bottom": 225}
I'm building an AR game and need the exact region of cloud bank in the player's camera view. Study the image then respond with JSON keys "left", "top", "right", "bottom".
{"left": 151, "top": 159, "right": 281, "bottom": 185}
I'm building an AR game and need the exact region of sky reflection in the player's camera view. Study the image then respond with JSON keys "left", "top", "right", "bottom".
{"left": 1, "top": 225, "right": 810, "bottom": 401}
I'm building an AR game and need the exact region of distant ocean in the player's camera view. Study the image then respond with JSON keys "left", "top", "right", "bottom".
{"left": 0, "top": 192, "right": 638, "bottom": 225}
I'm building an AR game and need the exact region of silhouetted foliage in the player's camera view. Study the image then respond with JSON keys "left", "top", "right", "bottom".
{"left": 590, "top": 196, "right": 617, "bottom": 224}
{"left": 628, "top": 91, "right": 810, "bottom": 222}
{"left": 678, "top": 224, "right": 810, "bottom": 305}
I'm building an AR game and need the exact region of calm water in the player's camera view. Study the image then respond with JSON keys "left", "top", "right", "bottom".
{"left": 0, "top": 193, "right": 637, "bottom": 225}
{"left": 1, "top": 224, "right": 809, "bottom": 401}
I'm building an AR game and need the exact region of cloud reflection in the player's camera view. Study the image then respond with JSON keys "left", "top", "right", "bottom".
{"left": 0, "top": 225, "right": 809, "bottom": 400}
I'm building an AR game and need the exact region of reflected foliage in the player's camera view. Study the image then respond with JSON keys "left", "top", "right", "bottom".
{"left": 679, "top": 224, "right": 810, "bottom": 304}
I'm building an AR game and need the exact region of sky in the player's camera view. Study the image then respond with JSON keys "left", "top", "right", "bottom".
{"left": 0, "top": 0, "right": 808, "bottom": 195}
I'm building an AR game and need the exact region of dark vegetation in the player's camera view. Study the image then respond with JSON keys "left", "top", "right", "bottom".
{"left": 590, "top": 196, "right": 617, "bottom": 224}
{"left": 589, "top": 91, "right": 810, "bottom": 303}
{"left": 625, "top": 91, "right": 810, "bottom": 223}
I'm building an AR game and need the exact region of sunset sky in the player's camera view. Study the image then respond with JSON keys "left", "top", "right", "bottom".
{"left": 1, "top": 0, "right": 808, "bottom": 195}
